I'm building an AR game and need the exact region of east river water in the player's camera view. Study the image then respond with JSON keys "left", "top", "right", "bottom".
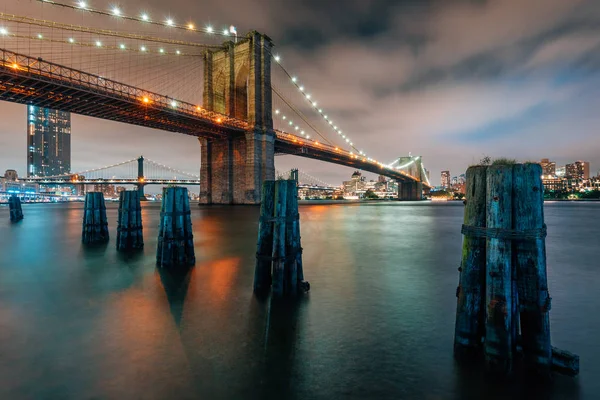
{"left": 0, "top": 201, "right": 598, "bottom": 399}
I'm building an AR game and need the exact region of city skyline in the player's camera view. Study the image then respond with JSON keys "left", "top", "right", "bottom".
{"left": 0, "top": 0, "right": 599, "bottom": 186}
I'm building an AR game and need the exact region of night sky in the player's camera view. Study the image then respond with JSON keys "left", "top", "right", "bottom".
{"left": 1, "top": 0, "right": 599, "bottom": 185}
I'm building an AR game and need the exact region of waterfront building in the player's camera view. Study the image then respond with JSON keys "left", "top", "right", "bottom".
{"left": 540, "top": 159, "right": 556, "bottom": 177}
{"left": 27, "top": 106, "right": 71, "bottom": 177}
{"left": 556, "top": 166, "right": 566, "bottom": 177}
{"left": 343, "top": 171, "right": 367, "bottom": 196}
{"left": 565, "top": 161, "right": 590, "bottom": 180}
{"left": 441, "top": 171, "right": 451, "bottom": 189}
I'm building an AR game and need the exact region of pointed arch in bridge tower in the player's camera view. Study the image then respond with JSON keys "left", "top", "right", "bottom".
{"left": 200, "top": 31, "right": 275, "bottom": 204}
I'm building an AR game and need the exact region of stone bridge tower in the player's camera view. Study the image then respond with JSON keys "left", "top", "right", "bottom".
{"left": 199, "top": 31, "right": 275, "bottom": 204}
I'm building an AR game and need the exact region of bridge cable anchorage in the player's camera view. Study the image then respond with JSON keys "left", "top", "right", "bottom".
{"left": 32, "top": 158, "right": 139, "bottom": 180}
{"left": 32, "top": 0, "right": 234, "bottom": 40}
{"left": 271, "top": 85, "right": 334, "bottom": 146}
{"left": 0, "top": 13, "right": 222, "bottom": 49}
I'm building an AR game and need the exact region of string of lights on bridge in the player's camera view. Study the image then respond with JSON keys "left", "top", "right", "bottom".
{"left": 35, "top": 0, "right": 237, "bottom": 39}
{"left": 0, "top": 28, "right": 201, "bottom": 56}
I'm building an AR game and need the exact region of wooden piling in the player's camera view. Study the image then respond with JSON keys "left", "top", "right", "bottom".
{"left": 157, "top": 186, "right": 195, "bottom": 268}
{"left": 513, "top": 163, "right": 552, "bottom": 374}
{"left": 8, "top": 195, "right": 24, "bottom": 222}
{"left": 484, "top": 165, "right": 514, "bottom": 374}
{"left": 82, "top": 192, "right": 109, "bottom": 244}
{"left": 254, "top": 181, "right": 276, "bottom": 293}
{"left": 271, "top": 180, "right": 288, "bottom": 296}
{"left": 284, "top": 179, "right": 300, "bottom": 296}
{"left": 454, "top": 166, "right": 487, "bottom": 359}
{"left": 116, "top": 190, "right": 144, "bottom": 251}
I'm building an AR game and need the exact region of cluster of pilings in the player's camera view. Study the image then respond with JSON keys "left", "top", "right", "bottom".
{"left": 79, "top": 187, "right": 195, "bottom": 267}
{"left": 454, "top": 163, "right": 579, "bottom": 377}
{"left": 8, "top": 195, "right": 24, "bottom": 222}
{"left": 254, "top": 180, "right": 309, "bottom": 296}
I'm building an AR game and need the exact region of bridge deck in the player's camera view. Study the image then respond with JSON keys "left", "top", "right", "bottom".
{"left": 0, "top": 48, "right": 427, "bottom": 186}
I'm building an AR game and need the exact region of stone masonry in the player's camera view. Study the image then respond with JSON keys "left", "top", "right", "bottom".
{"left": 199, "top": 31, "right": 275, "bottom": 204}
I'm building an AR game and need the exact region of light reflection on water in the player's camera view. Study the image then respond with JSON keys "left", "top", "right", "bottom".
{"left": 0, "top": 201, "right": 597, "bottom": 399}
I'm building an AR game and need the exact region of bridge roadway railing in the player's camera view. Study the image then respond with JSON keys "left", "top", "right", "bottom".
{"left": 274, "top": 131, "right": 426, "bottom": 185}
{"left": 0, "top": 48, "right": 248, "bottom": 131}
{"left": 18, "top": 178, "right": 201, "bottom": 185}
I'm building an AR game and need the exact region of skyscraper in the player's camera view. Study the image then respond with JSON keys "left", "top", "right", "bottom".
{"left": 27, "top": 106, "right": 71, "bottom": 177}
{"left": 441, "top": 171, "right": 451, "bottom": 188}
{"left": 565, "top": 161, "right": 590, "bottom": 180}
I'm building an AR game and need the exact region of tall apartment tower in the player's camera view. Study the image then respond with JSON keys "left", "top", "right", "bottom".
{"left": 27, "top": 106, "right": 71, "bottom": 177}
{"left": 441, "top": 170, "right": 451, "bottom": 188}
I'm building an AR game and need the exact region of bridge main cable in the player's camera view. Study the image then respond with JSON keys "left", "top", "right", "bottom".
{"left": 0, "top": 13, "right": 222, "bottom": 49}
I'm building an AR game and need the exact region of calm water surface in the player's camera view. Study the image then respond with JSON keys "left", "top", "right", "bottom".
{"left": 0, "top": 201, "right": 598, "bottom": 399}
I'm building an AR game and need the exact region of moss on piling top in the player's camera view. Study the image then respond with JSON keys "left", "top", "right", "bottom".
{"left": 491, "top": 157, "right": 517, "bottom": 166}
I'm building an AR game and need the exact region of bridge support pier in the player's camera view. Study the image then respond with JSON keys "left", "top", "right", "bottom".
{"left": 199, "top": 132, "right": 275, "bottom": 204}
{"left": 398, "top": 181, "right": 423, "bottom": 201}
{"left": 199, "top": 31, "right": 275, "bottom": 205}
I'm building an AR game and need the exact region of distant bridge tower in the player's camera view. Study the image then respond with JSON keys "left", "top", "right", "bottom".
{"left": 397, "top": 155, "right": 423, "bottom": 201}
{"left": 137, "top": 156, "right": 145, "bottom": 198}
{"left": 199, "top": 31, "right": 275, "bottom": 204}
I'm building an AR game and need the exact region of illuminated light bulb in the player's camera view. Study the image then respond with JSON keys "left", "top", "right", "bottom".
{"left": 350, "top": 142, "right": 353, "bottom": 145}
{"left": 95, "top": 41, "right": 102, "bottom": 47}
{"left": 112, "top": 7, "right": 121, "bottom": 16}
{"left": 78, "top": 1, "right": 87, "bottom": 9}
{"left": 275, "top": 109, "right": 280, "bottom": 114}
{"left": 291, "top": 77, "right": 297, "bottom": 82}
{"left": 301, "top": 131, "right": 305, "bottom": 135}
{"left": 346, "top": 138, "right": 350, "bottom": 143}
{"left": 142, "top": 97, "right": 149, "bottom": 103}
{"left": 333, "top": 126, "right": 337, "bottom": 129}
{"left": 176, "top": 50, "right": 181, "bottom": 55}
{"left": 37, "top": 34, "right": 43, "bottom": 39}
{"left": 216, "top": 118, "right": 222, "bottom": 123}
{"left": 289, "top": 121, "right": 293, "bottom": 126}
{"left": 68, "top": 37, "right": 75, "bottom": 43}
{"left": 187, "top": 23, "right": 195, "bottom": 30}
{"left": 159, "top": 48, "right": 164, "bottom": 53}
{"left": 295, "top": 126, "right": 299, "bottom": 130}
{"left": 140, "top": 46, "right": 146, "bottom": 51}
{"left": 166, "top": 19, "right": 175, "bottom": 26}
{"left": 141, "top": 13, "right": 149, "bottom": 21}
{"left": 324, "top": 115, "right": 328, "bottom": 119}
{"left": 206, "top": 26, "right": 213, "bottom": 33}
{"left": 196, "top": 106, "right": 201, "bottom": 111}
{"left": 339, "top": 131, "right": 342, "bottom": 134}
{"left": 274, "top": 55, "right": 281, "bottom": 62}
{"left": 11, "top": 63, "right": 18, "bottom": 69}
{"left": 312, "top": 101, "right": 317, "bottom": 106}
{"left": 0, "top": 28, "right": 8, "bottom": 35}
{"left": 282, "top": 116, "right": 286, "bottom": 120}
{"left": 119, "top": 44, "right": 125, "bottom": 49}
{"left": 306, "top": 94, "right": 311, "bottom": 99}
{"left": 299, "top": 86, "right": 304, "bottom": 91}
{"left": 306, "top": 135, "right": 310, "bottom": 139}
{"left": 318, "top": 109, "right": 322, "bottom": 113}
{"left": 171, "top": 100, "right": 177, "bottom": 107}
{"left": 223, "top": 29, "right": 229, "bottom": 35}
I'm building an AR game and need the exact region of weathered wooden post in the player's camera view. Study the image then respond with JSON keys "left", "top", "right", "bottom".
{"left": 8, "top": 195, "right": 24, "bottom": 222}
{"left": 513, "top": 163, "right": 551, "bottom": 374}
{"left": 484, "top": 164, "right": 514, "bottom": 374}
{"left": 157, "top": 186, "right": 195, "bottom": 268}
{"left": 82, "top": 192, "right": 109, "bottom": 244}
{"left": 254, "top": 181, "right": 276, "bottom": 293}
{"left": 271, "top": 180, "right": 288, "bottom": 296}
{"left": 454, "top": 161, "right": 579, "bottom": 377}
{"left": 454, "top": 166, "right": 486, "bottom": 358}
{"left": 116, "top": 190, "right": 144, "bottom": 251}
{"left": 284, "top": 179, "right": 300, "bottom": 296}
